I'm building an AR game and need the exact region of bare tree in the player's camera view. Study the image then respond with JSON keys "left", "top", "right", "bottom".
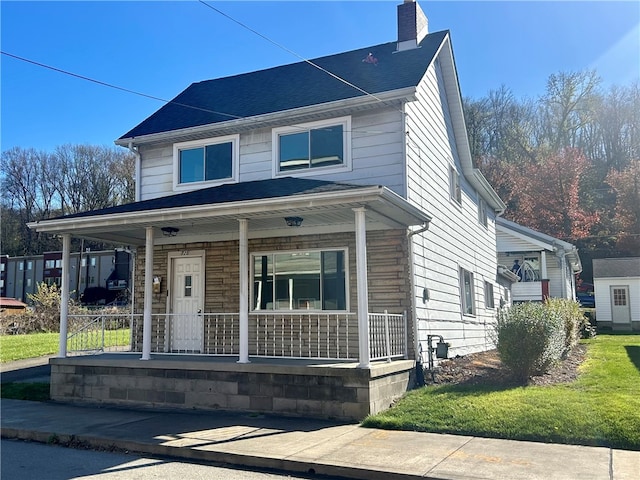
{"left": 1, "top": 147, "right": 60, "bottom": 254}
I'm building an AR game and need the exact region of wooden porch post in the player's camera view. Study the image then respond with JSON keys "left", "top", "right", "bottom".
{"left": 57, "top": 234, "right": 71, "bottom": 358}
{"left": 141, "top": 226, "right": 154, "bottom": 360}
{"left": 238, "top": 218, "right": 250, "bottom": 363}
{"left": 354, "top": 207, "right": 371, "bottom": 368}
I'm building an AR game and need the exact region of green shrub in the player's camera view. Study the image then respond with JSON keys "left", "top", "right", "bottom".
{"left": 544, "top": 298, "right": 585, "bottom": 356}
{"left": 494, "top": 302, "right": 566, "bottom": 383}
{"left": 0, "top": 282, "right": 89, "bottom": 335}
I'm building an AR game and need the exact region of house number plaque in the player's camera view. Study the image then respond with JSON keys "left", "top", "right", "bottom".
{"left": 181, "top": 250, "right": 189, "bottom": 256}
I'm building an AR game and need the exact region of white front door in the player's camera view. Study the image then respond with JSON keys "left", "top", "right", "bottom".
{"left": 171, "top": 256, "right": 204, "bottom": 352}
{"left": 611, "top": 286, "right": 631, "bottom": 327}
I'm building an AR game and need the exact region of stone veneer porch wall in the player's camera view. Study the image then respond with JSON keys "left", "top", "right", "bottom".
{"left": 50, "top": 356, "right": 416, "bottom": 421}
{"left": 133, "top": 229, "right": 415, "bottom": 356}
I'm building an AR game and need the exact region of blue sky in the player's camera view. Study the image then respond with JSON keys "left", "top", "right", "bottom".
{"left": 2, "top": 1, "right": 638, "bottom": 152}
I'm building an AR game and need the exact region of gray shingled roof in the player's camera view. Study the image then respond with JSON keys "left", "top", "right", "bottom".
{"left": 119, "top": 31, "right": 448, "bottom": 139}
{"left": 56, "top": 177, "right": 367, "bottom": 220}
{"left": 593, "top": 257, "right": 640, "bottom": 278}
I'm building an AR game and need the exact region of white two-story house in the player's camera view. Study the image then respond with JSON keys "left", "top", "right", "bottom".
{"left": 30, "top": 0, "right": 505, "bottom": 420}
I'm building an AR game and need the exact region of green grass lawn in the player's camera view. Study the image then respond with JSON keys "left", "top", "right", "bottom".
{"left": 0, "top": 330, "right": 131, "bottom": 363}
{"left": 363, "top": 334, "right": 640, "bottom": 451}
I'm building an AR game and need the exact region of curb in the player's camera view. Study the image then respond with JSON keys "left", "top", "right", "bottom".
{"left": 1, "top": 428, "right": 433, "bottom": 480}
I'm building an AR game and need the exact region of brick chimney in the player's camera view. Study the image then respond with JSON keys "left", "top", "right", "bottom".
{"left": 397, "top": 0, "right": 428, "bottom": 51}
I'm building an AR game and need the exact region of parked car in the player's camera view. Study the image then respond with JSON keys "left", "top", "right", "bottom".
{"left": 576, "top": 282, "right": 595, "bottom": 308}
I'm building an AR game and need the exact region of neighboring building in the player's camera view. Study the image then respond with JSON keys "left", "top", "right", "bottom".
{"left": 29, "top": 1, "right": 506, "bottom": 420}
{"left": 496, "top": 217, "right": 582, "bottom": 303}
{"left": 0, "top": 255, "right": 7, "bottom": 298}
{"left": 593, "top": 258, "right": 640, "bottom": 332}
{"left": 0, "top": 250, "right": 131, "bottom": 304}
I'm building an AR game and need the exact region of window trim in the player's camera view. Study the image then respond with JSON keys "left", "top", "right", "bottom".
{"left": 450, "top": 166, "right": 462, "bottom": 205}
{"left": 272, "top": 116, "right": 352, "bottom": 178}
{"left": 250, "top": 247, "right": 350, "bottom": 312}
{"left": 459, "top": 267, "right": 476, "bottom": 316}
{"left": 484, "top": 281, "right": 495, "bottom": 309}
{"left": 173, "top": 134, "right": 239, "bottom": 191}
{"left": 478, "top": 197, "right": 488, "bottom": 227}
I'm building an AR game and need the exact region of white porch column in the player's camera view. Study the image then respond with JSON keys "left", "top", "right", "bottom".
{"left": 354, "top": 207, "right": 371, "bottom": 368}
{"left": 141, "top": 226, "right": 154, "bottom": 360}
{"left": 57, "top": 234, "right": 71, "bottom": 358}
{"left": 238, "top": 218, "right": 250, "bottom": 363}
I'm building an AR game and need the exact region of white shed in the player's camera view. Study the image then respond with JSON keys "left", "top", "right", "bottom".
{"left": 593, "top": 257, "right": 640, "bottom": 332}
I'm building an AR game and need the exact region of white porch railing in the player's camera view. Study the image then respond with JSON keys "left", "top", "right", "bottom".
{"left": 512, "top": 281, "right": 543, "bottom": 302}
{"left": 67, "top": 313, "right": 141, "bottom": 355}
{"left": 251, "top": 312, "right": 357, "bottom": 359}
{"left": 368, "top": 311, "right": 407, "bottom": 361}
{"left": 66, "top": 310, "right": 407, "bottom": 361}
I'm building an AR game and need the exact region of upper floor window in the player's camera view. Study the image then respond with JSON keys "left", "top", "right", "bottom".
{"left": 450, "top": 166, "right": 461, "bottom": 204}
{"left": 460, "top": 267, "right": 475, "bottom": 316}
{"left": 252, "top": 249, "right": 348, "bottom": 311}
{"left": 273, "top": 117, "right": 351, "bottom": 176}
{"left": 173, "top": 135, "right": 238, "bottom": 190}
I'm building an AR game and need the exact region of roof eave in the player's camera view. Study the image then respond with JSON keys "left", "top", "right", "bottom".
{"left": 115, "top": 87, "right": 418, "bottom": 147}
{"left": 435, "top": 34, "right": 505, "bottom": 214}
{"left": 28, "top": 184, "right": 430, "bottom": 234}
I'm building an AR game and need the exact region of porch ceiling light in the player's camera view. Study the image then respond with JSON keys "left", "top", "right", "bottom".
{"left": 161, "top": 226, "right": 180, "bottom": 237}
{"left": 284, "top": 216, "right": 303, "bottom": 227}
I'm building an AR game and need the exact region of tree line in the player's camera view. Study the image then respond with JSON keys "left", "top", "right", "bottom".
{"left": 464, "top": 70, "right": 639, "bottom": 280}
{"left": 1, "top": 144, "right": 135, "bottom": 256}
{"left": 1, "top": 70, "right": 638, "bottom": 281}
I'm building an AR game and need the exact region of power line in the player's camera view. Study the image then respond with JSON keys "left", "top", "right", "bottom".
{"left": 1, "top": 50, "right": 400, "bottom": 137}
{"left": 0, "top": 50, "right": 244, "bottom": 121}
{"left": 197, "top": 0, "right": 393, "bottom": 108}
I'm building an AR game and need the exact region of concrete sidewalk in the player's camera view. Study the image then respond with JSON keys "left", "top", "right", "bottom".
{"left": 1, "top": 398, "right": 638, "bottom": 480}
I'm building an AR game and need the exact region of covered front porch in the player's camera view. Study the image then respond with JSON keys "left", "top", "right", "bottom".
{"left": 31, "top": 178, "right": 430, "bottom": 419}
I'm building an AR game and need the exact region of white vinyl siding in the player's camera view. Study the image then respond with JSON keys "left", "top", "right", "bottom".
{"left": 406, "top": 57, "right": 498, "bottom": 357}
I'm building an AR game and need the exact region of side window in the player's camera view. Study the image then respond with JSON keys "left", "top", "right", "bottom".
{"left": 460, "top": 268, "right": 475, "bottom": 315}
{"left": 450, "top": 167, "right": 461, "bottom": 204}
{"left": 273, "top": 117, "right": 351, "bottom": 176}
{"left": 478, "top": 198, "right": 488, "bottom": 227}
{"left": 484, "top": 281, "right": 495, "bottom": 309}
{"left": 173, "top": 135, "right": 238, "bottom": 190}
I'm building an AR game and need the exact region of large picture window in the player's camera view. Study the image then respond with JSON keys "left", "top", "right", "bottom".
{"left": 173, "top": 135, "right": 238, "bottom": 189}
{"left": 252, "top": 249, "right": 347, "bottom": 311}
{"left": 273, "top": 117, "right": 351, "bottom": 175}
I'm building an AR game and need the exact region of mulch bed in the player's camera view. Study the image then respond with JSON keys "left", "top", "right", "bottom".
{"left": 426, "top": 344, "right": 588, "bottom": 387}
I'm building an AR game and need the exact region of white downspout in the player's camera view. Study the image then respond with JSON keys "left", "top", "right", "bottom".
{"left": 127, "top": 141, "right": 141, "bottom": 202}
{"left": 407, "top": 223, "right": 430, "bottom": 362}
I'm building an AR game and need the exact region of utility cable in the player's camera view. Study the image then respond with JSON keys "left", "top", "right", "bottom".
{"left": 1, "top": 50, "right": 244, "bottom": 121}
{"left": 197, "top": 0, "right": 394, "bottom": 108}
